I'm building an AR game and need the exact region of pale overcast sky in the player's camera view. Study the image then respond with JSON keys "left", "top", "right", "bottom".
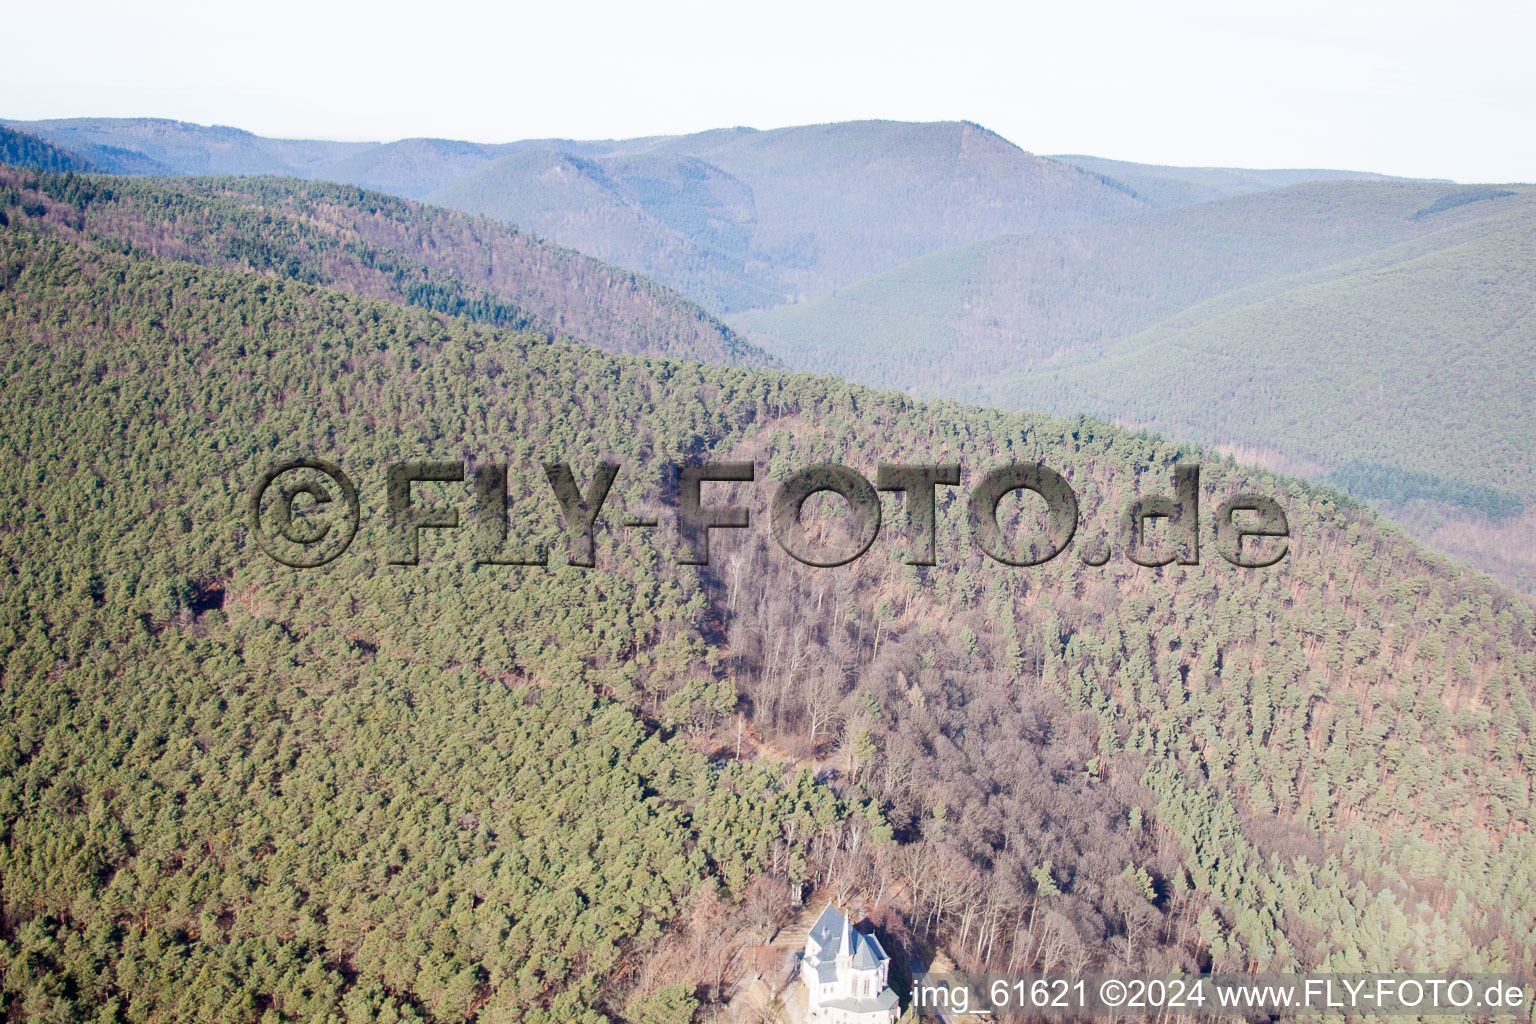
{"left": 5, "top": 0, "right": 1533, "bottom": 182}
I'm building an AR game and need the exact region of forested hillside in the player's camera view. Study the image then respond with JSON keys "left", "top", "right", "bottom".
{"left": 1, "top": 209, "right": 1533, "bottom": 1021}
{"left": 0, "top": 126, "right": 97, "bottom": 174}
{"left": 736, "top": 180, "right": 1536, "bottom": 590}
{"left": 0, "top": 167, "right": 769, "bottom": 366}
{"left": 0, "top": 227, "right": 861, "bottom": 1022}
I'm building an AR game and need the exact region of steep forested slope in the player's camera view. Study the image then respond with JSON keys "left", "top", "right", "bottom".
{"left": 0, "top": 167, "right": 769, "bottom": 366}
{"left": 0, "top": 126, "right": 97, "bottom": 173}
{"left": 2, "top": 218, "right": 1533, "bottom": 1021}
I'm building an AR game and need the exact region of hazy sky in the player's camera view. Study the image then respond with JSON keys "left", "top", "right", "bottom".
{"left": 5, "top": 0, "right": 1533, "bottom": 182}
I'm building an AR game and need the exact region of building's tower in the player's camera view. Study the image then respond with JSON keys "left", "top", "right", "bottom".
{"left": 837, "top": 904, "right": 853, "bottom": 991}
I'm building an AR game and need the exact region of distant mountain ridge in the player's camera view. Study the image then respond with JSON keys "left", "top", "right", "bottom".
{"left": 1, "top": 116, "right": 365, "bottom": 175}
{"left": 321, "top": 118, "right": 1156, "bottom": 313}
{"left": 5, "top": 116, "right": 1431, "bottom": 317}
{"left": 1052, "top": 153, "right": 1442, "bottom": 207}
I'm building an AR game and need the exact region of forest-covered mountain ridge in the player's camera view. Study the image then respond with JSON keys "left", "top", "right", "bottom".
{"left": 0, "top": 165, "right": 771, "bottom": 367}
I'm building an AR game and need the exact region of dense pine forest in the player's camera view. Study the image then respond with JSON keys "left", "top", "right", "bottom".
{"left": 0, "top": 169, "right": 1534, "bottom": 1022}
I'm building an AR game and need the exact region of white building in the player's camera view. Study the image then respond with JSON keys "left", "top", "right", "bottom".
{"left": 799, "top": 904, "right": 899, "bottom": 1023}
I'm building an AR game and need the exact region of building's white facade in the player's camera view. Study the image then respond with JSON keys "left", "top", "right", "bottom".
{"left": 799, "top": 904, "right": 899, "bottom": 1023}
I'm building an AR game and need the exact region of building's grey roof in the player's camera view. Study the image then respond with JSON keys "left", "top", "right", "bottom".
{"left": 851, "top": 928, "right": 887, "bottom": 969}
{"left": 805, "top": 904, "right": 891, "bottom": 967}
{"left": 808, "top": 903, "right": 843, "bottom": 950}
{"left": 819, "top": 988, "right": 900, "bottom": 1013}
{"left": 813, "top": 960, "right": 838, "bottom": 984}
